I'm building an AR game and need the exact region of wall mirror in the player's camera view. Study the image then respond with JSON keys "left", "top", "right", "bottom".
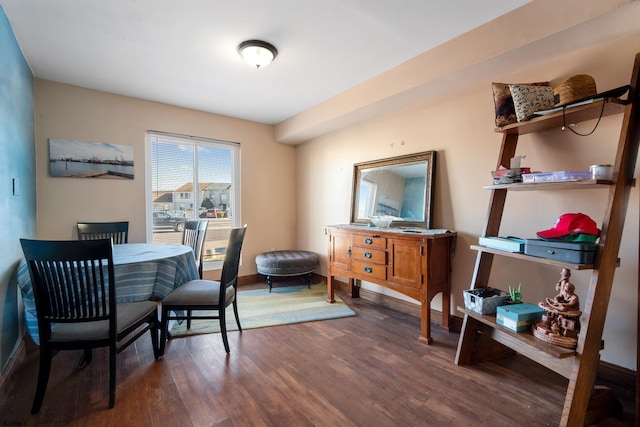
{"left": 351, "top": 151, "right": 436, "bottom": 229}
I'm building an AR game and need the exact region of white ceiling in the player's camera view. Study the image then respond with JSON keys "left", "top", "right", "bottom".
{"left": 0, "top": 0, "right": 531, "bottom": 125}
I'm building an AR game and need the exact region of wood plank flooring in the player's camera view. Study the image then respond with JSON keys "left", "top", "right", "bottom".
{"left": 0, "top": 281, "right": 634, "bottom": 426}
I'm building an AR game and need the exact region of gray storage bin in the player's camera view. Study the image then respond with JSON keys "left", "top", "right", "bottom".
{"left": 524, "top": 239, "right": 598, "bottom": 264}
{"left": 463, "top": 288, "right": 511, "bottom": 315}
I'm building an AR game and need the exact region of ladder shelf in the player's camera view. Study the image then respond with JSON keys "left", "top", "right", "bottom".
{"left": 455, "top": 53, "right": 640, "bottom": 427}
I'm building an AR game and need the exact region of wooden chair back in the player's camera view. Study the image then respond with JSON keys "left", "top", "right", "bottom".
{"left": 77, "top": 221, "right": 129, "bottom": 244}
{"left": 219, "top": 225, "right": 247, "bottom": 304}
{"left": 20, "top": 238, "right": 117, "bottom": 340}
{"left": 182, "top": 220, "right": 208, "bottom": 278}
{"left": 19, "top": 237, "right": 159, "bottom": 413}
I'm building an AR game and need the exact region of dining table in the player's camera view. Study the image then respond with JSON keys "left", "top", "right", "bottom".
{"left": 18, "top": 242, "right": 199, "bottom": 345}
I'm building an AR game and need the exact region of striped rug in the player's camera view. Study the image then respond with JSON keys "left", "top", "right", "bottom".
{"left": 170, "top": 282, "right": 355, "bottom": 337}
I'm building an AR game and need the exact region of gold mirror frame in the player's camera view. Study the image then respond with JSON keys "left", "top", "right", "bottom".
{"left": 350, "top": 151, "right": 436, "bottom": 229}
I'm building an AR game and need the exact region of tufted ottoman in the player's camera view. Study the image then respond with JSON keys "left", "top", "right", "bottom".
{"left": 255, "top": 250, "right": 319, "bottom": 292}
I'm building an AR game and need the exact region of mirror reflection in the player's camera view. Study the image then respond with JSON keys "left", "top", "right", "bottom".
{"left": 351, "top": 151, "right": 436, "bottom": 228}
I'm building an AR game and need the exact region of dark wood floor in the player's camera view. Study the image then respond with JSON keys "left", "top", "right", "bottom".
{"left": 0, "top": 281, "right": 634, "bottom": 426}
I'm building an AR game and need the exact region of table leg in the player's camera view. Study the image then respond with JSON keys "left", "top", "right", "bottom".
{"left": 419, "top": 291, "right": 432, "bottom": 345}
{"left": 348, "top": 278, "right": 359, "bottom": 298}
{"left": 440, "top": 290, "right": 451, "bottom": 332}
{"left": 327, "top": 275, "right": 336, "bottom": 303}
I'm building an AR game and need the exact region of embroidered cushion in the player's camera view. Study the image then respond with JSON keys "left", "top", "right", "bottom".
{"left": 509, "top": 84, "right": 555, "bottom": 122}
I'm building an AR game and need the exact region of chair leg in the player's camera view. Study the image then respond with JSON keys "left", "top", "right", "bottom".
{"left": 109, "top": 344, "right": 116, "bottom": 409}
{"left": 267, "top": 276, "right": 273, "bottom": 292}
{"left": 80, "top": 347, "right": 93, "bottom": 367}
{"left": 31, "top": 345, "right": 53, "bottom": 414}
{"left": 219, "top": 308, "right": 230, "bottom": 354}
{"left": 187, "top": 309, "right": 192, "bottom": 329}
{"left": 159, "top": 306, "right": 169, "bottom": 356}
{"left": 232, "top": 299, "right": 242, "bottom": 332}
{"left": 150, "top": 316, "right": 160, "bottom": 360}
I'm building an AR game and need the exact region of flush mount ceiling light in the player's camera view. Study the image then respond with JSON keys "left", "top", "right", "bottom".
{"left": 237, "top": 40, "right": 278, "bottom": 69}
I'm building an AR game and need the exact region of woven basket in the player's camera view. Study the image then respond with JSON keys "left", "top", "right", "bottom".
{"left": 553, "top": 74, "right": 597, "bottom": 107}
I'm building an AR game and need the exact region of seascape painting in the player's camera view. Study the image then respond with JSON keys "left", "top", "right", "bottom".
{"left": 49, "top": 139, "right": 134, "bottom": 179}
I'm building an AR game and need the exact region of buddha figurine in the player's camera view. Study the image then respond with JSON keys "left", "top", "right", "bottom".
{"left": 533, "top": 268, "right": 582, "bottom": 349}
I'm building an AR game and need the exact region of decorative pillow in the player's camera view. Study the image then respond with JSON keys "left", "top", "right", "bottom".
{"left": 492, "top": 82, "right": 548, "bottom": 127}
{"left": 508, "top": 84, "right": 555, "bottom": 122}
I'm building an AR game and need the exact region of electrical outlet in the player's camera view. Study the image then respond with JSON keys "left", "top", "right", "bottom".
{"left": 270, "top": 247, "right": 276, "bottom": 251}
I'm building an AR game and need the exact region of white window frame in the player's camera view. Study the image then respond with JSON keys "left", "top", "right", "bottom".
{"left": 145, "top": 131, "right": 241, "bottom": 271}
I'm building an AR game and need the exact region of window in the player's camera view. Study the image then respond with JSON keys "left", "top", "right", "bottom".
{"left": 357, "top": 179, "right": 376, "bottom": 218}
{"left": 147, "top": 132, "right": 240, "bottom": 270}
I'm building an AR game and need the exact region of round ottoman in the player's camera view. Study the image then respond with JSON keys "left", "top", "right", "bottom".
{"left": 255, "top": 250, "right": 319, "bottom": 292}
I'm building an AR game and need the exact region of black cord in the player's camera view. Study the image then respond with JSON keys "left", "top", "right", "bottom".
{"left": 561, "top": 99, "right": 606, "bottom": 136}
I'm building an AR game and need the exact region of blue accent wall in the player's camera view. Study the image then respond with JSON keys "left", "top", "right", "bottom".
{"left": 0, "top": 6, "right": 35, "bottom": 371}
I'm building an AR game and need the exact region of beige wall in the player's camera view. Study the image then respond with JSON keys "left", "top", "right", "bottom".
{"left": 34, "top": 80, "right": 297, "bottom": 278}
{"left": 296, "top": 34, "right": 640, "bottom": 370}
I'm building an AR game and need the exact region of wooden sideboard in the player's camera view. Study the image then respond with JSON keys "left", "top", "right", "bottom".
{"left": 326, "top": 225, "right": 456, "bottom": 344}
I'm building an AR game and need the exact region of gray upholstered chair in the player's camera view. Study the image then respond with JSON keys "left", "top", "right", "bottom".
{"left": 160, "top": 225, "right": 247, "bottom": 355}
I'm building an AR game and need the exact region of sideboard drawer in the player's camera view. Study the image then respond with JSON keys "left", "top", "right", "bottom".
{"left": 351, "top": 260, "right": 387, "bottom": 280}
{"left": 352, "top": 233, "right": 386, "bottom": 249}
{"left": 351, "top": 246, "right": 386, "bottom": 264}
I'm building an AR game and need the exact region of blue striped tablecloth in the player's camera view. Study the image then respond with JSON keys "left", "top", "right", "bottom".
{"left": 18, "top": 243, "right": 199, "bottom": 345}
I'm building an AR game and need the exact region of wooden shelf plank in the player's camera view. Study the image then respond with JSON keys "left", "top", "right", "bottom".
{"left": 495, "top": 98, "right": 627, "bottom": 136}
{"left": 483, "top": 179, "right": 613, "bottom": 191}
{"left": 457, "top": 307, "right": 576, "bottom": 360}
{"left": 469, "top": 245, "right": 595, "bottom": 270}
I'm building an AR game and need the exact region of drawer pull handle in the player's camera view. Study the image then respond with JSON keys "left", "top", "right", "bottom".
{"left": 364, "top": 266, "right": 373, "bottom": 273}
{"left": 364, "top": 251, "right": 372, "bottom": 258}
{"left": 548, "top": 249, "right": 556, "bottom": 254}
{"left": 364, "top": 238, "right": 373, "bottom": 244}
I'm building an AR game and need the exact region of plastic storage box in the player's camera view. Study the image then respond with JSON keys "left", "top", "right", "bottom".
{"left": 522, "top": 170, "right": 592, "bottom": 183}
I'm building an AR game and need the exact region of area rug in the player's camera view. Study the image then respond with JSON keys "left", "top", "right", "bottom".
{"left": 170, "top": 282, "right": 355, "bottom": 337}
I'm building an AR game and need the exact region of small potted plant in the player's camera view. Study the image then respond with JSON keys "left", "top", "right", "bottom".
{"left": 509, "top": 283, "right": 522, "bottom": 304}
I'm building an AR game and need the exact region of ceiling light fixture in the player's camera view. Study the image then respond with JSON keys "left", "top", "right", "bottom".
{"left": 237, "top": 40, "right": 278, "bottom": 69}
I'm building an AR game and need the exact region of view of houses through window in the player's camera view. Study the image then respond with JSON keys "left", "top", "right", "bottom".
{"left": 147, "top": 132, "right": 240, "bottom": 269}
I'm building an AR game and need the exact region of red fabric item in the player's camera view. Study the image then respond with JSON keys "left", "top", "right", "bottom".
{"left": 537, "top": 213, "right": 600, "bottom": 239}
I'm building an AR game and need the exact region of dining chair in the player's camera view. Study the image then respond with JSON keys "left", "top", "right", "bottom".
{"left": 76, "top": 222, "right": 132, "bottom": 364}
{"left": 181, "top": 220, "right": 208, "bottom": 330}
{"left": 77, "top": 221, "right": 129, "bottom": 244}
{"left": 20, "top": 238, "right": 160, "bottom": 414}
{"left": 182, "top": 220, "right": 208, "bottom": 279}
{"left": 76, "top": 220, "right": 129, "bottom": 366}
{"left": 160, "top": 225, "right": 247, "bottom": 355}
